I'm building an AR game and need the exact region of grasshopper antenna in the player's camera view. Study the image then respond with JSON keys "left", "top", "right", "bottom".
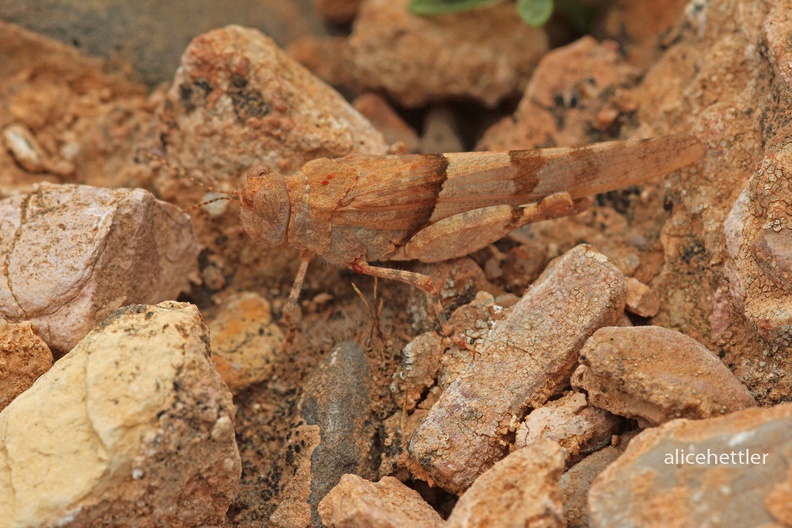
{"left": 134, "top": 148, "right": 242, "bottom": 208}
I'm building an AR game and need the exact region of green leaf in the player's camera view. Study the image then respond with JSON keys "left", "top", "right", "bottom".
{"left": 409, "top": 0, "right": 505, "bottom": 16}
{"left": 516, "top": 0, "right": 554, "bottom": 26}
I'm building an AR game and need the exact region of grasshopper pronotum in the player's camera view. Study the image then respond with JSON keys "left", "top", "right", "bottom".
{"left": 141, "top": 134, "right": 704, "bottom": 343}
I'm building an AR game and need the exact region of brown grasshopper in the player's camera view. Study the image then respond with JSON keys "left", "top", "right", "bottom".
{"left": 142, "top": 134, "right": 704, "bottom": 342}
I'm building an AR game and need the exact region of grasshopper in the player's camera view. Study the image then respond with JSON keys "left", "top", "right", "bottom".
{"left": 141, "top": 134, "right": 704, "bottom": 342}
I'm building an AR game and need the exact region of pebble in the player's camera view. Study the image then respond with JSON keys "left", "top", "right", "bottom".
{"left": 559, "top": 433, "right": 636, "bottom": 528}
{"left": 315, "top": 0, "right": 362, "bottom": 25}
{"left": 406, "top": 257, "right": 499, "bottom": 335}
{"left": 514, "top": 391, "right": 622, "bottom": 464}
{"left": 208, "top": 291, "right": 284, "bottom": 394}
{"left": 0, "top": 320, "right": 52, "bottom": 412}
{"left": 407, "top": 245, "right": 626, "bottom": 493}
{"left": 271, "top": 341, "right": 377, "bottom": 527}
{"left": 446, "top": 438, "right": 566, "bottom": 528}
{"left": 0, "top": 301, "right": 240, "bottom": 527}
{"left": 420, "top": 106, "right": 463, "bottom": 154}
{"left": 0, "top": 183, "right": 199, "bottom": 353}
{"left": 2, "top": 123, "right": 74, "bottom": 176}
{"left": 572, "top": 326, "right": 757, "bottom": 427}
{"left": 500, "top": 240, "right": 548, "bottom": 292}
{"left": 353, "top": 92, "right": 420, "bottom": 153}
{"left": 391, "top": 331, "right": 444, "bottom": 412}
{"left": 589, "top": 403, "right": 792, "bottom": 528}
{"left": 624, "top": 277, "right": 660, "bottom": 317}
{"left": 318, "top": 474, "right": 445, "bottom": 528}
{"left": 348, "top": 0, "right": 547, "bottom": 107}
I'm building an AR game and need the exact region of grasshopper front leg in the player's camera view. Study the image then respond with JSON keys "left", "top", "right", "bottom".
{"left": 283, "top": 250, "right": 313, "bottom": 345}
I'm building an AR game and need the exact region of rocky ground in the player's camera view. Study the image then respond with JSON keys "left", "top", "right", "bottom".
{"left": 1, "top": 0, "right": 791, "bottom": 527}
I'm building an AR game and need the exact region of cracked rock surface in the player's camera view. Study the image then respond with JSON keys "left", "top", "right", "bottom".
{"left": 407, "top": 244, "right": 626, "bottom": 494}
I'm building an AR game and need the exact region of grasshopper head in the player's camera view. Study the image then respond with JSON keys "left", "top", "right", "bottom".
{"left": 238, "top": 165, "right": 290, "bottom": 248}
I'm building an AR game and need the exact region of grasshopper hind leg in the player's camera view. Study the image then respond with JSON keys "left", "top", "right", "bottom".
{"left": 350, "top": 261, "right": 474, "bottom": 352}
{"left": 402, "top": 192, "right": 586, "bottom": 263}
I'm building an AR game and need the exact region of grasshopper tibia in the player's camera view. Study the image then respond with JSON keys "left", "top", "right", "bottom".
{"left": 283, "top": 251, "right": 313, "bottom": 346}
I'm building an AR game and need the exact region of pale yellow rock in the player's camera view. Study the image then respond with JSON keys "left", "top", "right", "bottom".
{"left": 0, "top": 301, "right": 240, "bottom": 528}
{"left": 209, "top": 291, "right": 284, "bottom": 394}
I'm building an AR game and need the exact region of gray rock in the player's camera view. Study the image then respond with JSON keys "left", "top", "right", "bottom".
{"left": 0, "top": 0, "right": 328, "bottom": 87}
{"left": 271, "top": 341, "right": 378, "bottom": 527}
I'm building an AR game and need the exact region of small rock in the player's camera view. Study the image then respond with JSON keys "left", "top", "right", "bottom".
{"left": 348, "top": 0, "right": 547, "bottom": 108}
{"left": 572, "top": 326, "right": 756, "bottom": 427}
{"left": 447, "top": 438, "right": 566, "bottom": 528}
{"left": 315, "top": 0, "right": 362, "bottom": 24}
{"left": 420, "top": 106, "right": 463, "bottom": 154}
{"left": 2, "top": 123, "right": 74, "bottom": 176}
{"left": 353, "top": 92, "right": 420, "bottom": 153}
{"left": 407, "top": 257, "right": 499, "bottom": 335}
{"left": 624, "top": 277, "right": 660, "bottom": 317}
{"left": 318, "top": 474, "right": 445, "bottom": 528}
{"left": 0, "top": 320, "right": 52, "bottom": 412}
{"left": 559, "top": 433, "right": 636, "bottom": 528}
{"left": 751, "top": 230, "right": 792, "bottom": 292}
{"left": 444, "top": 290, "right": 510, "bottom": 356}
{"left": 272, "top": 341, "right": 378, "bottom": 527}
{"left": 589, "top": 403, "right": 792, "bottom": 528}
{"left": 393, "top": 292, "right": 514, "bottom": 426}
{"left": 270, "top": 424, "right": 322, "bottom": 528}
{"left": 514, "top": 392, "right": 622, "bottom": 464}
{"left": 391, "top": 331, "right": 444, "bottom": 412}
{"left": 0, "top": 301, "right": 241, "bottom": 527}
{"left": 0, "top": 183, "right": 199, "bottom": 353}
{"left": 408, "top": 245, "right": 626, "bottom": 493}
{"left": 209, "top": 291, "right": 284, "bottom": 394}
{"left": 160, "top": 25, "right": 387, "bottom": 193}
{"left": 500, "top": 240, "right": 548, "bottom": 292}
{"left": 378, "top": 408, "right": 431, "bottom": 482}
{"left": 287, "top": 36, "right": 355, "bottom": 91}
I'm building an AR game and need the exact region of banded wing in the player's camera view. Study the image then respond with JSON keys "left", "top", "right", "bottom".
{"left": 331, "top": 134, "right": 704, "bottom": 231}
